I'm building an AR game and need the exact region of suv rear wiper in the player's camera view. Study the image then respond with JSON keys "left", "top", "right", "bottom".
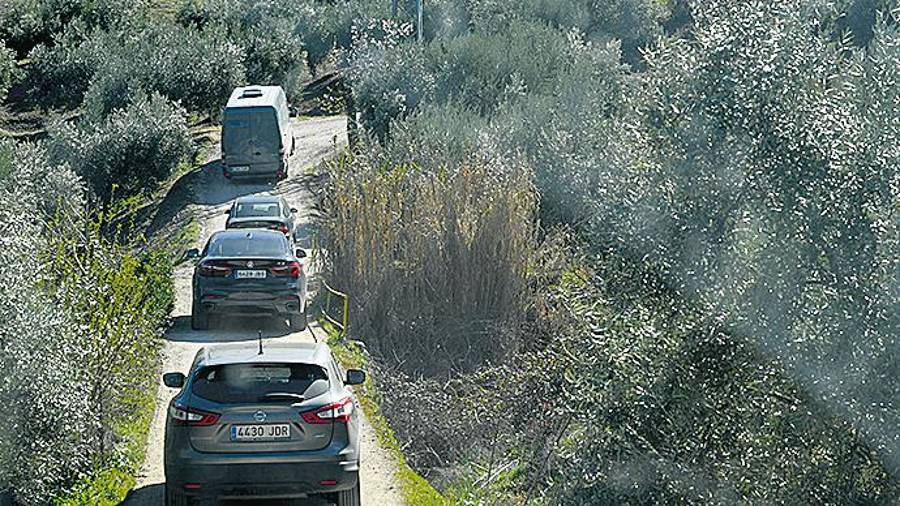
{"left": 260, "top": 392, "right": 306, "bottom": 403}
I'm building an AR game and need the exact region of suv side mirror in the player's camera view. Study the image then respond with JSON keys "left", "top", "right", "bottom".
{"left": 185, "top": 248, "right": 200, "bottom": 259}
{"left": 223, "top": 208, "right": 231, "bottom": 215}
{"left": 345, "top": 369, "right": 366, "bottom": 386}
{"left": 295, "top": 249, "right": 307, "bottom": 259}
{"left": 290, "top": 207, "right": 298, "bottom": 214}
{"left": 163, "top": 372, "right": 185, "bottom": 388}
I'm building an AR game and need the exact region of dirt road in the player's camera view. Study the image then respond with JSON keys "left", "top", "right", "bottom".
{"left": 123, "top": 116, "right": 403, "bottom": 506}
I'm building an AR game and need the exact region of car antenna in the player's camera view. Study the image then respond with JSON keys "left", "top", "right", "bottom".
{"left": 258, "top": 330, "right": 264, "bottom": 355}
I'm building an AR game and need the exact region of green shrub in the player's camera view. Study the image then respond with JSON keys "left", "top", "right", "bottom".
{"left": 0, "top": 0, "right": 148, "bottom": 57}
{"left": 0, "top": 139, "right": 174, "bottom": 505}
{"left": 26, "top": 21, "right": 108, "bottom": 107}
{"left": 30, "top": 22, "right": 245, "bottom": 115}
{"left": 0, "top": 45, "right": 17, "bottom": 103}
{"left": 0, "top": 143, "right": 88, "bottom": 504}
{"left": 538, "top": 254, "right": 900, "bottom": 504}
{"left": 48, "top": 92, "right": 191, "bottom": 201}
{"left": 178, "top": 0, "right": 311, "bottom": 99}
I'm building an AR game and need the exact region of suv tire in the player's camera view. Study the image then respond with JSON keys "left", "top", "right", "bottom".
{"left": 191, "top": 301, "right": 209, "bottom": 331}
{"left": 165, "top": 485, "right": 189, "bottom": 506}
{"left": 336, "top": 480, "right": 361, "bottom": 506}
{"left": 289, "top": 312, "right": 307, "bottom": 332}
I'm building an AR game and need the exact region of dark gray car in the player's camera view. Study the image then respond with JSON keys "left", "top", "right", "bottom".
{"left": 163, "top": 342, "right": 365, "bottom": 505}
{"left": 224, "top": 195, "right": 298, "bottom": 240}
{"left": 187, "top": 229, "right": 308, "bottom": 331}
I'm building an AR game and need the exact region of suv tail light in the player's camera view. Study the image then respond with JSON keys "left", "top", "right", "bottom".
{"left": 270, "top": 261, "right": 301, "bottom": 278}
{"left": 277, "top": 223, "right": 290, "bottom": 234}
{"left": 301, "top": 398, "right": 354, "bottom": 424}
{"left": 170, "top": 404, "right": 220, "bottom": 426}
{"left": 199, "top": 261, "right": 231, "bottom": 277}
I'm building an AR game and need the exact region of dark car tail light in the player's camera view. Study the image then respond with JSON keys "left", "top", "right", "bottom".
{"left": 301, "top": 397, "right": 354, "bottom": 424}
{"left": 269, "top": 261, "right": 301, "bottom": 278}
{"left": 169, "top": 404, "right": 220, "bottom": 426}
{"left": 199, "top": 260, "right": 232, "bottom": 277}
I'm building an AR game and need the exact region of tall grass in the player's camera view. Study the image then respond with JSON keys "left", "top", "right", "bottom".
{"left": 322, "top": 154, "right": 539, "bottom": 373}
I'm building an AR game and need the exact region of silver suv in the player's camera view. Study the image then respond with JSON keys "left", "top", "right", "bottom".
{"left": 163, "top": 341, "right": 365, "bottom": 505}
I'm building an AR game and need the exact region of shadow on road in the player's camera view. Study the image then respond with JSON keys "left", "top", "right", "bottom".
{"left": 167, "top": 316, "right": 292, "bottom": 343}
{"left": 196, "top": 159, "right": 282, "bottom": 207}
{"left": 122, "top": 483, "right": 162, "bottom": 505}
{"left": 123, "top": 483, "right": 335, "bottom": 505}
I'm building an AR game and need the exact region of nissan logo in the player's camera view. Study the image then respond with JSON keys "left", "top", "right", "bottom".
{"left": 253, "top": 410, "right": 267, "bottom": 422}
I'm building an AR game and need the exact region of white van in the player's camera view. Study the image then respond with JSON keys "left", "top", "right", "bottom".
{"left": 221, "top": 86, "right": 294, "bottom": 181}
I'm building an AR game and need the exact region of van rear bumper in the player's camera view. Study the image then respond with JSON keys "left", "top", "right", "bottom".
{"left": 223, "top": 161, "right": 285, "bottom": 179}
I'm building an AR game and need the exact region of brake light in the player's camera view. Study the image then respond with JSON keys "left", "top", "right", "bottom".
{"left": 277, "top": 223, "right": 289, "bottom": 234}
{"left": 270, "top": 261, "right": 301, "bottom": 278}
{"left": 301, "top": 398, "right": 354, "bottom": 424}
{"left": 169, "top": 404, "right": 220, "bottom": 426}
{"left": 199, "top": 261, "right": 231, "bottom": 277}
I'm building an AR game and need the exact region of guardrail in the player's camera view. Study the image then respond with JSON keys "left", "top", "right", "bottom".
{"left": 321, "top": 280, "right": 349, "bottom": 334}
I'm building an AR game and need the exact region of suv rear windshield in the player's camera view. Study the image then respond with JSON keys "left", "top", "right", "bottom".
{"left": 191, "top": 363, "right": 328, "bottom": 403}
{"left": 206, "top": 233, "right": 286, "bottom": 257}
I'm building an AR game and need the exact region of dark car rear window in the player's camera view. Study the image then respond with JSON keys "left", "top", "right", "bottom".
{"left": 235, "top": 202, "right": 280, "bottom": 218}
{"left": 192, "top": 363, "right": 328, "bottom": 403}
{"left": 206, "top": 233, "right": 286, "bottom": 257}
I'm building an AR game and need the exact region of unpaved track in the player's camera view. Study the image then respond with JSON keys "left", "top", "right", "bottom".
{"left": 123, "top": 116, "right": 403, "bottom": 506}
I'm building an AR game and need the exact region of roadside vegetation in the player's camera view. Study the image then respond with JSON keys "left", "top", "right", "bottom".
{"left": 2, "top": 0, "right": 898, "bottom": 504}
{"left": 318, "top": 0, "right": 900, "bottom": 504}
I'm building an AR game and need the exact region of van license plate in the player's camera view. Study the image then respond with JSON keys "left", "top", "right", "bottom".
{"left": 231, "top": 424, "right": 290, "bottom": 441}
{"left": 235, "top": 270, "right": 266, "bottom": 279}
{"left": 231, "top": 165, "right": 250, "bottom": 172}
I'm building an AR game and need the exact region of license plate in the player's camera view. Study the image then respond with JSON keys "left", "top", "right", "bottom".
{"left": 231, "top": 165, "right": 250, "bottom": 172}
{"left": 235, "top": 270, "right": 266, "bottom": 279}
{"left": 231, "top": 424, "right": 291, "bottom": 441}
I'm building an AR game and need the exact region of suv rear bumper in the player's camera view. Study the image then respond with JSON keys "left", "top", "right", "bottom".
{"left": 167, "top": 453, "right": 359, "bottom": 498}
{"left": 200, "top": 296, "right": 304, "bottom": 316}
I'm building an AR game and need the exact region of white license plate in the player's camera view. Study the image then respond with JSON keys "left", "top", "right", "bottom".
{"left": 235, "top": 270, "right": 267, "bottom": 279}
{"left": 231, "top": 165, "right": 250, "bottom": 172}
{"left": 231, "top": 424, "right": 291, "bottom": 441}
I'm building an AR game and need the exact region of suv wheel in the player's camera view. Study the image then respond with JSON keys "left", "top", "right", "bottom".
{"left": 336, "top": 480, "right": 361, "bottom": 506}
{"left": 191, "top": 301, "right": 209, "bottom": 331}
{"left": 165, "top": 485, "right": 189, "bottom": 506}
{"left": 289, "top": 312, "right": 307, "bottom": 332}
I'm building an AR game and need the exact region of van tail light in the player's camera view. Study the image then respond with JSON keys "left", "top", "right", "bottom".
{"left": 269, "top": 261, "right": 301, "bottom": 278}
{"left": 170, "top": 404, "right": 220, "bottom": 426}
{"left": 199, "top": 260, "right": 231, "bottom": 277}
{"left": 301, "top": 398, "right": 354, "bottom": 424}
